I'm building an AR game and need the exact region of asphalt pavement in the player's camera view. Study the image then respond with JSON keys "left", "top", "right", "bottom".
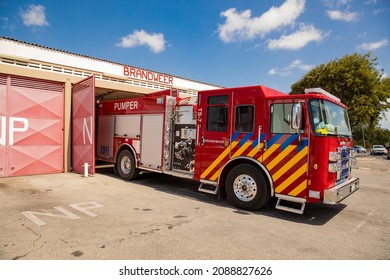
{"left": 0, "top": 154, "right": 389, "bottom": 260}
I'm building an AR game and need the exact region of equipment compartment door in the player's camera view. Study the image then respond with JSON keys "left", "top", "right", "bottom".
{"left": 72, "top": 76, "right": 95, "bottom": 175}
{"left": 140, "top": 114, "right": 164, "bottom": 169}
{"left": 96, "top": 115, "right": 114, "bottom": 160}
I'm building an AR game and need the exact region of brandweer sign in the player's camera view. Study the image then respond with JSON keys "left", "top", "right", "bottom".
{"left": 123, "top": 66, "right": 173, "bottom": 85}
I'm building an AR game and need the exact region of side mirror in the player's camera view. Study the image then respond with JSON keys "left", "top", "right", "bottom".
{"left": 291, "top": 103, "right": 302, "bottom": 131}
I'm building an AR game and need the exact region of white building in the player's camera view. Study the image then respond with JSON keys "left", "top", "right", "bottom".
{"left": 0, "top": 37, "right": 222, "bottom": 177}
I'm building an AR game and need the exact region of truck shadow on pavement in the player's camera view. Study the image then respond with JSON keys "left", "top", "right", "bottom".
{"left": 97, "top": 169, "right": 346, "bottom": 226}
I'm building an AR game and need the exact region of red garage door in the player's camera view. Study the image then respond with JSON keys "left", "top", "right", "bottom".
{"left": 0, "top": 74, "right": 64, "bottom": 177}
{"left": 0, "top": 75, "right": 6, "bottom": 177}
{"left": 72, "top": 76, "right": 95, "bottom": 175}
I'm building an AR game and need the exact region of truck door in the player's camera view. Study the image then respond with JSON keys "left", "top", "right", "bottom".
{"left": 72, "top": 76, "right": 95, "bottom": 175}
{"left": 267, "top": 101, "right": 309, "bottom": 200}
{"left": 194, "top": 92, "right": 231, "bottom": 182}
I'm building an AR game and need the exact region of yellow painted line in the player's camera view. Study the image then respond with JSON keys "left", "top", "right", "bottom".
{"left": 272, "top": 146, "right": 308, "bottom": 182}
{"left": 247, "top": 142, "right": 263, "bottom": 157}
{"left": 210, "top": 141, "right": 252, "bottom": 181}
{"left": 232, "top": 141, "right": 252, "bottom": 158}
{"left": 210, "top": 167, "right": 222, "bottom": 181}
{"left": 258, "top": 143, "right": 280, "bottom": 162}
{"left": 288, "top": 180, "right": 307, "bottom": 196}
{"left": 266, "top": 145, "right": 296, "bottom": 171}
{"left": 200, "top": 141, "right": 238, "bottom": 179}
{"left": 275, "top": 164, "right": 307, "bottom": 193}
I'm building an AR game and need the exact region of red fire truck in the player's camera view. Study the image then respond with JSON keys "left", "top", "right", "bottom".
{"left": 96, "top": 85, "right": 359, "bottom": 214}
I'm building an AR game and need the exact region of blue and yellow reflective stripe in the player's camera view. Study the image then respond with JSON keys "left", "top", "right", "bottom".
{"left": 201, "top": 132, "right": 253, "bottom": 180}
{"left": 201, "top": 132, "right": 309, "bottom": 198}
{"left": 271, "top": 146, "right": 308, "bottom": 182}
{"left": 288, "top": 180, "right": 307, "bottom": 196}
{"left": 232, "top": 141, "right": 252, "bottom": 158}
{"left": 266, "top": 145, "right": 296, "bottom": 171}
{"left": 209, "top": 138, "right": 253, "bottom": 181}
{"left": 259, "top": 134, "right": 283, "bottom": 162}
{"left": 247, "top": 133, "right": 265, "bottom": 157}
{"left": 200, "top": 141, "right": 238, "bottom": 179}
{"left": 275, "top": 164, "right": 307, "bottom": 193}
{"left": 260, "top": 143, "right": 280, "bottom": 162}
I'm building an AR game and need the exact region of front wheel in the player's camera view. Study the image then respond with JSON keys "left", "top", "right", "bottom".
{"left": 116, "top": 149, "right": 140, "bottom": 180}
{"left": 226, "top": 164, "right": 270, "bottom": 211}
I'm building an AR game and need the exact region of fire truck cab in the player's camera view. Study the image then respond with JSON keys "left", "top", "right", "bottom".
{"left": 96, "top": 85, "right": 359, "bottom": 214}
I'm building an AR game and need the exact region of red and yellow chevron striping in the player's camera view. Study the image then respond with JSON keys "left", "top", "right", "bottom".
{"left": 200, "top": 133, "right": 309, "bottom": 198}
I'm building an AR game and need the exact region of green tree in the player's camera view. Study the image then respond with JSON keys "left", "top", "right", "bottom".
{"left": 290, "top": 53, "right": 390, "bottom": 145}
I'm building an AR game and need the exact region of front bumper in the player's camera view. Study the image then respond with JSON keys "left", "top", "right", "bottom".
{"left": 323, "top": 177, "right": 359, "bottom": 204}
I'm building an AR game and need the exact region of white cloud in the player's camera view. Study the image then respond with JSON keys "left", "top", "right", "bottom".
{"left": 268, "top": 59, "right": 314, "bottom": 76}
{"left": 267, "top": 24, "right": 325, "bottom": 50}
{"left": 1, "top": 17, "right": 15, "bottom": 31}
{"left": 322, "top": 0, "right": 351, "bottom": 8}
{"left": 326, "top": 10, "right": 359, "bottom": 22}
{"left": 20, "top": 4, "right": 49, "bottom": 27}
{"left": 380, "top": 110, "right": 390, "bottom": 130}
{"left": 218, "top": 0, "right": 305, "bottom": 42}
{"left": 290, "top": 59, "right": 314, "bottom": 71}
{"left": 358, "top": 39, "right": 389, "bottom": 51}
{"left": 268, "top": 68, "right": 278, "bottom": 75}
{"left": 116, "top": 29, "right": 166, "bottom": 53}
{"left": 358, "top": 32, "right": 368, "bottom": 38}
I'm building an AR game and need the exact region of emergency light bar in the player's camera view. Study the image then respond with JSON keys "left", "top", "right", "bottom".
{"left": 304, "top": 88, "right": 341, "bottom": 103}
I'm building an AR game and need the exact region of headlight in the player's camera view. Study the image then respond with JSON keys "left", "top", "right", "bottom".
{"left": 329, "top": 152, "right": 341, "bottom": 162}
{"left": 329, "top": 163, "right": 341, "bottom": 173}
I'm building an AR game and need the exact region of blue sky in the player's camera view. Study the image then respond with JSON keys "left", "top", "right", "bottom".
{"left": 1, "top": 0, "right": 390, "bottom": 127}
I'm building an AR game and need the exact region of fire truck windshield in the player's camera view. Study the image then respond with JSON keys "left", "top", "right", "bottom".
{"left": 309, "top": 99, "right": 352, "bottom": 137}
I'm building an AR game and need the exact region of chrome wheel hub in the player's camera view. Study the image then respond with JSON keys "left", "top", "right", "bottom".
{"left": 233, "top": 174, "right": 257, "bottom": 202}
{"left": 121, "top": 156, "right": 131, "bottom": 174}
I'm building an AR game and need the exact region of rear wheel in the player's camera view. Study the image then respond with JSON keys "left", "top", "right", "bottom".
{"left": 226, "top": 164, "right": 270, "bottom": 211}
{"left": 116, "top": 149, "right": 140, "bottom": 180}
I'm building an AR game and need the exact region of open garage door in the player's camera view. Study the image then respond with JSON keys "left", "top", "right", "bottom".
{"left": 0, "top": 75, "right": 7, "bottom": 176}
{"left": 0, "top": 74, "right": 64, "bottom": 177}
{"left": 72, "top": 76, "right": 95, "bottom": 175}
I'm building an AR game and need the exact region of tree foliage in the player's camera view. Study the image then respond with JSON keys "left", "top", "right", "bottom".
{"left": 353, "top": 126, "right": 390, "bottom": 148}
{"left": 290, "top": 53, "right": 390, "bottom": 146}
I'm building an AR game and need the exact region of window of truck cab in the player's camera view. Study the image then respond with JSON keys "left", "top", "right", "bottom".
{"left": 235, "top": 105, "right": 254, "bottom": 132}
{"left": 206, "top": 95, "right": 228, "bottom": 132}
{"left": 309, "top": 99, "right": 352, "bottom": 137}
{"left": 270, "top": 103, "right": 298, "bottom": 134}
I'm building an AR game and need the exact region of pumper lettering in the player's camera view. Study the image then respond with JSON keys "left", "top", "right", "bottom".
{"left": 114, "top": 101, "right": 138, "bottom": 111}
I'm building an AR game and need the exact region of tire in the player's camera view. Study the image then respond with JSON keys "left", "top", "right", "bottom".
{"left": 116, "top": 149, "right": 140, "bottom": 180}
{"left": 226, "top": 164, "right": 270, "bottom": 211}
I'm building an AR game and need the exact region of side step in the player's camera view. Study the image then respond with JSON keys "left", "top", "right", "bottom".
{"left": 275, "top": 194, "right": 306, "bottom": 214}
{"left": 198, "top": 183, "right": 218, "bottom": 195}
